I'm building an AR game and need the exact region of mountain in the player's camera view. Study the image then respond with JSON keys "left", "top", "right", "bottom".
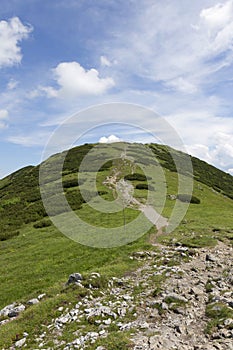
{"left": 0, "top": 143, "right": 232, "bottom": 349}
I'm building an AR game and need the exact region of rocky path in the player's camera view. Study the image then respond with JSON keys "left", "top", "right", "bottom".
{"left": 2, "top": 242, "right": 233, "bottom": 349}
{"left": 132, "top": 242, "right": 233, "bottom": 350}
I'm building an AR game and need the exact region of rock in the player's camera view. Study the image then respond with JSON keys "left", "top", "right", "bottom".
{"left": 90, "top": 272, "right": 101, "bottom": 278}
{"left": 96, "top": 346, "right": 106, "bottom": 350}
{"left": 206, "top": 254, "right": 217, "bottom": 262}
{"left": 0, "top": 303, "right": 16, "bottom": 317}
{"left": 8, "top": 310, "right": 18, "bottom": 318}
{"left": 58, "top": 316, "right": 69, "bottom": 324}
{"left": 164, "top": 292, "right": 188, "bottom": 303}
{"left": 67, "top": 272, "right": 83, "bottom": 285}
{"left": 27, "top": 298, "right": 39, "bottom": 305}
{"left": 15, "top": 337, "right": 26, "bottom": 347}
{"left": 37, "top": 293, "right": 46, "bottom": 300}
{"left": 190, "top": 286, "right": 203, "bottom": 296}
{"left": 103, "top": 318, "right": 112, "bottom": 325}
{"left": 123, "top": 294, "right": 132, "bottom": 301}
{"left": 174, "top": 324, "right": 186, "bottom": 334}
{"left": 224, "top": 318, "right": 233, "bottom": 327}
{"left": 14, "top": 304, "right": 26, "bottom": 313}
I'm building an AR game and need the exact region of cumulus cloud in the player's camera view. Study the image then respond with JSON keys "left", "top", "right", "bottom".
{"left": 42, "top": 61, "right": 115, "bottom": 99}
{"left": 200, "top": 1, "right": 233, "bottom": 29}
{"left": 0, "top": 109, "right": 9, "bottom": 129}
{"left": 200, "top": 0, "right": 233, "bottom": 56}
{"left": 187, "top": 135, "right": 233, "bottom": 175}
{"left": 99, "top": 135, "right": 122, "bottom": 143}
{"left": 0, "top": 17, "right": 32, "bottom": 68}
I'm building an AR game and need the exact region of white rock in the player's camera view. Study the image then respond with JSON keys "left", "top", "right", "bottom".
{"left": 103, "top": 318, "right": 111, "bottom": 325}
{"left": 27, "top": 298, "right": 39, "bottom": 305}
{"left": 38, "top": 293, "right": 46, "bottom": 300}
{"left": 15, "top": 337, "right": 26, "bottom": 347}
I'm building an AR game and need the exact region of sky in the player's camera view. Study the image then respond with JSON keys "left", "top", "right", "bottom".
{"left": 0, "top": 0, "right": 233, "bottom": 177}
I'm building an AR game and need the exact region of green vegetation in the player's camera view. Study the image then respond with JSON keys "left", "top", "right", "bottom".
{"left": 177, "top": 194, "right": 200, "bottom": 204}
{"left": 149, "top": 143, "right": 233, "bottom": 200}
{"left": 205, "top": 303, "right": 233, "bottom": 334}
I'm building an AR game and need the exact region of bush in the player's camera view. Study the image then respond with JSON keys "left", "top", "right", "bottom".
{"left": 0, "top": 230, "right": 20, "bottom": 241}
{"left": 63, "top": 178, "right": 79, "bottom": 189}
{"left": 124, "top": 173, "right": 147, "bottom": 181}
{"left": 177, "top": 194, "right": 200, "bottom": 204}
{"left": 136, "top": 183, "right": 154, "bottom": 190}
{"left": 33, "top": 219, "right": 52, "bottom": 229}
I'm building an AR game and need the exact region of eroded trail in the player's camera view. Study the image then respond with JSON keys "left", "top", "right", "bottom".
{"left": 103, "top": 164, "right": 168, "bottom": 231}
{"left": 131, "top": 241, "right": 233, "bottom": 350}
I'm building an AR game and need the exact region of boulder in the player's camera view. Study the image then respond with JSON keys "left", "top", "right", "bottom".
{"left": 66, "top": 273, "right": 83, "bottom": 285}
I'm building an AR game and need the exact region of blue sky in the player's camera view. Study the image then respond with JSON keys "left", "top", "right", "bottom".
{"left": 0, "top": 0, "right": 233, "bottom": 177}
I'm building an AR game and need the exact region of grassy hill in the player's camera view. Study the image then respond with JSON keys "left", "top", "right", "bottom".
{"left": 0, "top": 142, "right": 232, "bottom": 348}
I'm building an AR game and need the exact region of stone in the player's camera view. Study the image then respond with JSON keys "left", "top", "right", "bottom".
{"left": 27, "top": 298, "right": 39, "bottom": 305}
{"left": 15, "top": 337, "right": 26, "bottom": 347}
{"left": 103, "top": 318, "right": 111, "bottom": 325}
{"left": 8, "top": 310, "right": 18, "bottom": 318}
{"left": 165, "top": 292, "right": 188, "bottom": 303}
{"left": 90, "top": 272, "right": 101, "bottom": 278}
{"left": 67, "top": 273, "right": 83, "bottom": 285}
{"left": 206, "top": 254, "right": 217, "bottom": 262}
{"left": 224, "top": 318, "right": 233, "bottom": 326}
{"left": 190, "top": 286, "right": 203, "bottom": 297}
{"left": 14, "top": 304, "right": 26, "bottom": 313}
{"left": 37, "top": 293, "right": 46, "bottom": 300}
{"left": 0, "top": 303, "right": 16, "bottom": 316}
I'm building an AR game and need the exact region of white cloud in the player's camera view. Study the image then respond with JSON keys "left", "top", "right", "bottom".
{"left": 228, "top": 168, "right": 233, "bottom": 175}
{"left": 102, "top": 1, "right": 233, "bottom": 94}
{"left": 200, "top": 1, "right": 233, "bottom": 29}
{"left": 42, "top": 61, "right": 115, "bottom": 99}
{"left": 8, "top": 132, "right": 50, "bottom": 147}
{"left": 200, "top": 1, "right": 233, "bottom": 57}
{"left": 100, "top": 55, "right": 111, "bottom": 67}
{"left": 7, "top": 78, "right": 19, "bottom": 90}
{"left": 0, "top": 109, "right": 9, "bottom": 129}
{"left": 165, "top": 110, "right": 233, "bottom": 173}
{"left": 99, "top": 134, "right": 122, "bottom": 143}
{"left": 166, "top": 77, "right": 198, "bottom": 94}
{"left": 0, "top": 17, "right": 32, "bottom": 68}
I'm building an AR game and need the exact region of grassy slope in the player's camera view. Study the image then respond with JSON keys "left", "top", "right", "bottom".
{"left": 0, "top": 143, "right": 232, "bottom": 347}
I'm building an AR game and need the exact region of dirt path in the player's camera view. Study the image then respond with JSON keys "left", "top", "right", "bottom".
{"left": 103, "top": 169, "right": 168, "bottom": 231}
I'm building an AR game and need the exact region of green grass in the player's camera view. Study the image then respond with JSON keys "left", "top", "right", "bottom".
{"left": 205, "top": 302, "right": 233, "bottom": 334}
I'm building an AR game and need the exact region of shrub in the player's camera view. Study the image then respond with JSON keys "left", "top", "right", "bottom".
{"left": 62, "top": 178, "right": 79, "bottom": 188}
{"left": 0, "top": 230, "right": 20, "bottom": 241}
{"left": 124, "top": 173, "right": 147, "bottom": 181}
{"left": 33, "top": 219, "right": 52, "bottom": 229}
{"left": 177, "top": 194, "right": 200, "bottom": 204}
{"left": 136, "top": 183, "right": 154, "bottom": 191}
